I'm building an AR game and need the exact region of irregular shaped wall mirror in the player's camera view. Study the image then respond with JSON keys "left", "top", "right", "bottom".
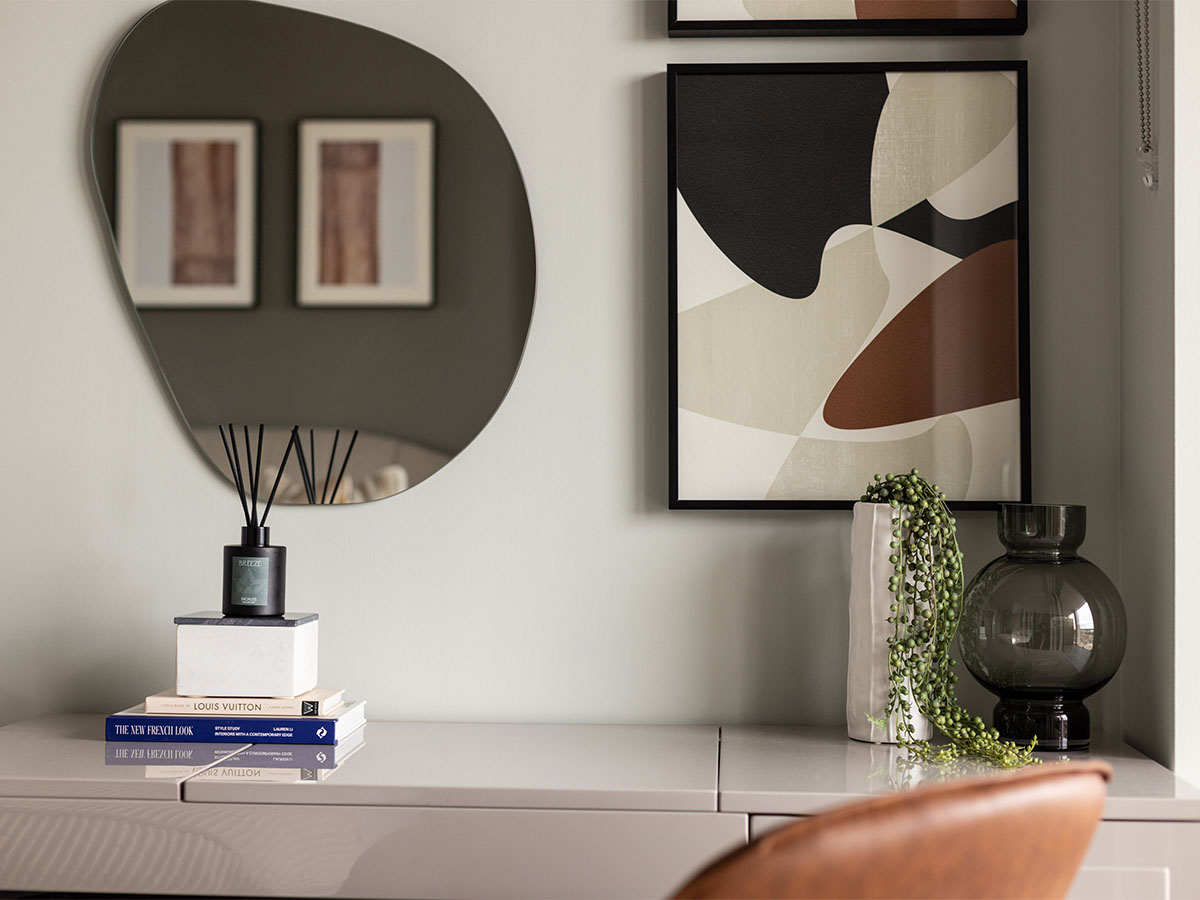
{"left": 90, "top": 0, "right": 536, "bottom": 504}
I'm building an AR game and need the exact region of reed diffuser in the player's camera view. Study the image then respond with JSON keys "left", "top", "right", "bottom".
{"left": 218, "top": 424, "right": 297, "bottom": 617}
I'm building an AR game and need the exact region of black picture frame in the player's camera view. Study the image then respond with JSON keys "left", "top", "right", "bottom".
{"left": 667, "top": 0, "right": 1027, "bottom": 37}
{"left": 668, "top": 62, "right": 1031, "bottom": 511}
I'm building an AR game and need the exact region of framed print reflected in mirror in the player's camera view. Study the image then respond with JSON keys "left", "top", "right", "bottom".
{"left": 117, "top": 120, "right": 257, "bottom": 308}
{"left": 297, "top": 119, "right": 435, "bottom": 308}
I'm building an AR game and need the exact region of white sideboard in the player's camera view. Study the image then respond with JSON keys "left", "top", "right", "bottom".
{"left": 720, "top": 726, "right": 1200, "bottom": 900}
{"left": 0, "top": 716, "right": 1196, "bottom": 899}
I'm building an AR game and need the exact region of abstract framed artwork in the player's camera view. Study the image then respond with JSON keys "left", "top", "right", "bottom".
{"left": 667, "top": 0, "right": 1026, "bottom": 37}
{"left": 116, "top": 120, "right": 257, "bottom": 308}
{"left": 297, "top": 119, "right": 435, "bottom": 307}
{"left": 668, "top": 62, "right": 1030, "bottom": 510}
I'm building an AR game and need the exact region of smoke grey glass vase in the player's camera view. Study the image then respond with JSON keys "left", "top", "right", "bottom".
{"left": 959, "top": 504, "right": 1126, "bottom": 751}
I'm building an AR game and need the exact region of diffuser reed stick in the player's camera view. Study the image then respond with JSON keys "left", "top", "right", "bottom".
{"left": 220, "top": 424, "right": 251, "bottom": 527}
{"left": 287, "top": 427, "right": 361, "bottom": 504}
{"left": 320, "top": 431, "right": 340, "bottom": 505}
{"left": 260, "top": 426, "right": 299, "bottom": 527}
{"left": 329, "top": 429, "right": 359, "bottom": 503}
{"left": 293, "top": 431, "right": 317, "bottom": 504}
{"left": 219, "top": 424, "right": 301, "bottom": 526}
{"left": 243, "top": 426, "right": 258, "bottom": 528}
{"left": 251, "top": 424, "right": 264, "bottom": 527}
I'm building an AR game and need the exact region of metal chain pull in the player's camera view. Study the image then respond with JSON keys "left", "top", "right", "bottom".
{"left": 1136, "top": 0, "right": 1158, "bottom": 190}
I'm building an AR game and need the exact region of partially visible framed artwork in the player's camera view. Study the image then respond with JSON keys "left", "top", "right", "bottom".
{"left": 297, "top": 119, "right": 435, "bottom": 308}
{"left": 668, "top": 62, "right": 1030, "bottom": 510}
{"left": 668, "top": 0, "right": 1026, "bottom": 37}
{"left": 116, "top": 120, "right": 257, "bottom": 308}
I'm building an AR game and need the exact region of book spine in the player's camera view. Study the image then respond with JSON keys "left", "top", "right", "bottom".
{"left": 106, "top": 714, "right": 338, "bottom": 744}
{"left": 145, "top": 698, "right": 327, "bottom": 716}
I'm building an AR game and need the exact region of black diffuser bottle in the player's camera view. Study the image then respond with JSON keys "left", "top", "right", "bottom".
{"left": 223, "top": 526, "right": 286, "bottom": 616}
{"left": 218, "top": 424, "right": 299, "bottom": 618}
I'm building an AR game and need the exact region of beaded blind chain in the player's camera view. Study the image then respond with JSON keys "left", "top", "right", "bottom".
{"left": 1136, "top": 0, "right": 1158, "bottom": 190}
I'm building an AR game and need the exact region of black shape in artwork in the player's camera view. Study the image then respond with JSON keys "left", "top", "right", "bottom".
{"left": 880, "top": 200, "right": 1018, "bottom": 261}
{"left": 675, "top": 72, "right": 889, "bottom": 300}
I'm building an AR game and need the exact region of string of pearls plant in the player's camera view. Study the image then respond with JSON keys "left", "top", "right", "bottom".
{"left": 860, "top": 470, "right": 1037, "bottom": 768}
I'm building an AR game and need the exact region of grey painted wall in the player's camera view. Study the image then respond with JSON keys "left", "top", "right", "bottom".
{"left": 0, "top": 0, "right": 1130, "bottom": 735}
{"left": 91, "top": 0, "right": 536, "bottom": 458}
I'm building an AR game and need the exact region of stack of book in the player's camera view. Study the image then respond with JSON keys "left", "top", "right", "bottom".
{"left": 104, "top": 688, "right": 366, "bottom": 747}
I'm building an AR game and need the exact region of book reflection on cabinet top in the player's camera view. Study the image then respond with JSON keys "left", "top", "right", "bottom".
{"left": 141, "top": 725, "right": 367, "bottom": 780}
{"left": 105, "top": 743, "right": 245, "bottom": 766}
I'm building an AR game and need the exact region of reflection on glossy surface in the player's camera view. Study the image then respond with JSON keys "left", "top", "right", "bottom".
{"left": 0, "top": 716, "right": 249, "bottom": 800}
{"left": 0, "top": 795, "right": 370, "bottom": 896}
{"left": 844, "top": 738, "right": 927, "bottom": 793}
{"left": 845, "top": 737, "right": 1032, "bottom": 793}
{"left": 89, "top": 0, "right": 536, "bottom": 503}
{"left": 717, "top": 725, "right": 1200, "bottom": 818}
{"left": 188, "top": 725, "right": 366, "bottom": 782}
{"left": 0, "top": 796, "right": 741, "bottom": 899}
{"left": 105, "top": 741, "right": 243, "bottom": 783}
{"left": 104, "top": 742, "right": 241, "bottom": 768}
{"left": 181, "top": 722, "right": 719, "bottom": 809}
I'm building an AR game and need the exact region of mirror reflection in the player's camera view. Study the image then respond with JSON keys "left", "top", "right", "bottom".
{"left": 90, "top": 0, "right": 536, "bottom": 503}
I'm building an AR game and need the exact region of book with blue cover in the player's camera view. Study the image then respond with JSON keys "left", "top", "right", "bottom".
{"left": 105, "top": 699, "right": 365, "bottom": 745}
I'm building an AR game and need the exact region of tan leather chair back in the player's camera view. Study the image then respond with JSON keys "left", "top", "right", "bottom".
{"left": 675, "top": 760, "right": 1112, "bottom": 900}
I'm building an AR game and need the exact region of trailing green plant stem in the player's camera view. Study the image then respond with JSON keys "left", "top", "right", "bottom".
{"left": 860, "top": 470, "right": 1037, "bottom": 769}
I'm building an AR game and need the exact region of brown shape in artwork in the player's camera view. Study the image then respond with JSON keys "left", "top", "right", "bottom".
{"left": 171, "top": 141, "right": 236, "bottom": 285}
{"left": 319, "top": 141, "right": 380, "bottom": 286}
{"left": 854, "top": 0, "right": 1018, "bottom": 19}
{"left": 824, "top": 240, "right": 1018, "bottom": 430}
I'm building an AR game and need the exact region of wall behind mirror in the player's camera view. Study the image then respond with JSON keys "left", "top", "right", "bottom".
{"left": 90, "top": 0, "right": 536, "bottom": 504}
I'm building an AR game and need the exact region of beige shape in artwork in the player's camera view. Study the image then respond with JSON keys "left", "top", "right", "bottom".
{"left": 743, "top": 0, "right": 857, "bottom": 18}
{"left": 678, "top": 228, "right": 889, "bottom": 436}
{"left": 766, "top": 414, "right": 973, "bottom": 501}
{"left": 927, "top": 125, "right": 1018, "bottom": 221}
{"left": 677, "top": 408, "right": 805, "bottom": 501}
{"left": 676, "top": 193, "right": 755, "bottom": 313}
{"left": 956, "top": 400, "right": 1021, "bottom": 500}
{"left": 871, "top": 71, "right": 1017, "bottom": 225}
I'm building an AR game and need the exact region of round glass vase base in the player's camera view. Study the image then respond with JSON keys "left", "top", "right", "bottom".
{"left": 993, "top": 698, "right": 1091, "bottom": 752}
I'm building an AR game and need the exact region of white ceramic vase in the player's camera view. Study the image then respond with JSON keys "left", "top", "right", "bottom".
{"left": 846, "top": 502, "right": 933, "bottom": 744}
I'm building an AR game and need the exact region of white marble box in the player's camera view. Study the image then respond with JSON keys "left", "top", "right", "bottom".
{"left": 175, "top": 612, "right": 318, "bottom": 698}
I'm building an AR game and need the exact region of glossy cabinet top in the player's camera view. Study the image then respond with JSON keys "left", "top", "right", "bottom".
{"left": 183, "top": 722, "right": 721, "bottom": 810}
{"left": 0, "top": 715, "right": 249, "bottom": 801}
{"left": 1, "top": 717, "right": 1194, "bottom": 819}
{"left": 718, "top": 725, "right": 1200, "bottom": 821}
